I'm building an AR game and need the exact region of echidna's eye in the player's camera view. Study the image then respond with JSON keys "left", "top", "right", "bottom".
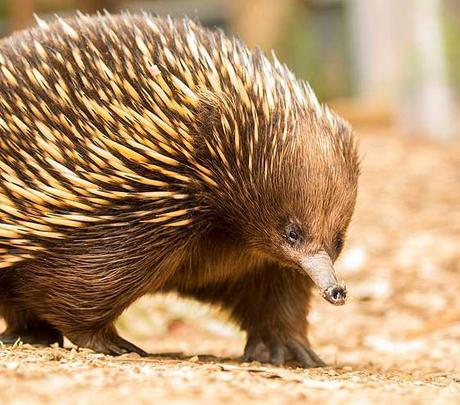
{"left": 288, "top": 230, "right": 299, "bottom": 243}
{"left": 285, "top": 225, "right": 302, "bottom": 246}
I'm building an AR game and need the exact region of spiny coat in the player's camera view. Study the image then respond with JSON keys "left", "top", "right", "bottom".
{"left": 0, "top": 13, "right": 359, "bottom": 367}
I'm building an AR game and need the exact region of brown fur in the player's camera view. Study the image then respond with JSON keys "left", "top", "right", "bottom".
{"left": 0, "top": 13, "right": 359, "bottom": 367}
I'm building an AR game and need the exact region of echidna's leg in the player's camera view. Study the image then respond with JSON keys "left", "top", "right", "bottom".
{"left": 0, "top": 271, "right": 64, "bottom": 347}
{"left": 65, "top": 324, "right": 147, "bottom": 356}
{"left": 0, "top": 320, "right": 64, "bottom": 347}
{"left": 179, "top": 265, "right": 324, "bottom": 368}
{"left": 0, "top": 308, "right": 64, "bottom": 347}
{"left": 11, "top": 257, "right": 151, "bottom": 356}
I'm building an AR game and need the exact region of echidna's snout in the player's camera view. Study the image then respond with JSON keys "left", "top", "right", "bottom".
{"left": 300, "top": 251, "right": 347, "bottom": 306}
{"left": 322, "top": 284, "right": 347, "bottom": 306}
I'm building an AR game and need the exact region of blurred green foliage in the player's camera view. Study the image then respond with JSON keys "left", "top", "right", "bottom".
{"left": 443, "top": 9, "right": 460, "bottom": 98}
{"left": 276, "top": 1, "right": 351, "bottom": 101}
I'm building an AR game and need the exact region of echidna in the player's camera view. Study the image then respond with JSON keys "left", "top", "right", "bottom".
{"left": 0, "top": 13, "right": 359, "bottom": 367}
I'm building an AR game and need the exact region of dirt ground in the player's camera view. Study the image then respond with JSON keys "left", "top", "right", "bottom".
{"left": 1, "top": 126, "right": 460, "bottom": 404}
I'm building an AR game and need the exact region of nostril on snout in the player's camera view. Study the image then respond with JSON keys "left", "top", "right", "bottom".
{"left": 331, "top": 286, "right": 346, "bottom": 302}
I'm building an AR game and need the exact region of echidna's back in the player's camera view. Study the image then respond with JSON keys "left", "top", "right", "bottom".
{"left": 0, "top": 14, "right": 227, "bottom": 268}
{"left": 0, "top": 13, "right": 331, "bottom": 270}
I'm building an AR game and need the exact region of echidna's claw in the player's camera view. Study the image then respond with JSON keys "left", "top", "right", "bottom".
{"left": 67, "top": 326, "right": 148, "bottom": 357}
{"left": 243, "top": 335, "right": 325, "bottom": 368}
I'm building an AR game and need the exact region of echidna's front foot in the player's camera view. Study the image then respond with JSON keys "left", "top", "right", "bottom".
{"left": 68, "top": 326, "right": 148, "bottom": 357}
{"left": 0, "top": 324, "right": 64, "bottom": 347}
{"left": 243, "top": 335, "right": 326, "bottom": 368}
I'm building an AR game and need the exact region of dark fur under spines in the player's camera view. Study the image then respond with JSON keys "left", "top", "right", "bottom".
{"left": 0, "top": 13, "right": 359, "bottom": 367}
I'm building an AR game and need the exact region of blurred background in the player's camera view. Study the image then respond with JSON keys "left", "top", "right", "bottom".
{"left": 1, "top": 1, "right": 460, "bottom": 402}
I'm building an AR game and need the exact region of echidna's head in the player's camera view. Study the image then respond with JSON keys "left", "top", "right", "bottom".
{"left": 196, "top": 80, "right": 359, "bottom": 305}
{"left": 246, "top": 113, "right": 358, "bottom": 306}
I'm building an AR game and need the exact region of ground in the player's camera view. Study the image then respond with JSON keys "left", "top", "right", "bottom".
{"left": 1, "top": 126, "right": 460, "bottom": 404}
